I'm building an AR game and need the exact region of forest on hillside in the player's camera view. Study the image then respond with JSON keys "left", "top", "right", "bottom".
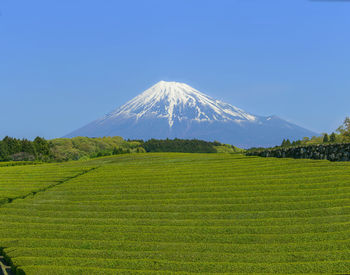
{"left": 0, "top": 136, "right": 240, "bottom": 162}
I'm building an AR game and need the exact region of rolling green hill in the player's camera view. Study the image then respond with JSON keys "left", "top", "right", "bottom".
{"left": 1, "top": 153, "right": 350, "bottom": 274}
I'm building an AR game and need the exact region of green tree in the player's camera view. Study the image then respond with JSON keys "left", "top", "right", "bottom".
{"left": 21, "top": 139, "right": 36, "bottom": 156}
{"left": 337, "top": 117, "right": 350, "bottom": 141}
{"left": 112, "top": 147, "right": 124, "bottom": 155}
{"left": 285, "top": 139, "right": 291, "bottom": 147}
{"left": 33, "top": 137, "right": 50, "bottom": 157}
{"left": 2, "top": 136, "right": 21, "bottom": 155}
{"left": 0, "top": 141, "right": 9, "bottom": 161}
{"left": 330, "top": 132, "right": 336, "bottom": 143}
{"left": 323, "top": 133, "right": 329, "bottom": 143}
{"left": 281, "top": 139, "right": 286, "bottom": 147}
{"left": 294, "top": 140, "right": 302, "bottom": 146}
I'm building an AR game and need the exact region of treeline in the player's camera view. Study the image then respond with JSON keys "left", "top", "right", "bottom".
{"left": 0, "top": 136, "right": 241, "bottom": 162}
{"left": 50, "top": 136, "right": 144, "bottom": 161}
{"left": 140, "top": 138, "right": 220, "bottom": 153}
{"left": 279, "top": 132, "right": 337, "bottom": 148}
{"left": 247, "top": 143, "right": 350, "bottom": 162}
{"left": 0, "top": 136, "right": 51, "bottom": 161}
{"left": 0, "top": 136, "right": 142, "bottom": 162}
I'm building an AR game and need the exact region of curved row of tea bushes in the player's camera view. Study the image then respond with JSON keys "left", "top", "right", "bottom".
{"left": 247, "top": 143, "right": 350, "bottom": 161}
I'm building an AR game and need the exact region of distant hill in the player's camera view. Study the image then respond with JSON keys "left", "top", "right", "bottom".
{"left": 65, "top": 81, "right": 316, "bottom": 148}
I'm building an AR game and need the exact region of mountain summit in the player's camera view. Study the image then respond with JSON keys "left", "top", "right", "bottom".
{"left": 106, "top": 81, "right": 256, "bottom": 127}
{"left": 65, "top": 81, "right": 316, "bottom": 148}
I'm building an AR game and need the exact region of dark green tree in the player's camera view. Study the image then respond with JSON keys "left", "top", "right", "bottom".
{"left": 21, "top": 139, "right": 36, "bottom": 156}
{"left": 294, "top": 140, "right": 302, "bottom": 146}
{"left": 281, "top": 139, "right": 286, "bottom": 147}
{"left": 0, "top": 141, "right": 9, "bottom": 161}
{"left": 143, "top": 138, "right": 217, "bottom": 153}
{"left": 112, "top": 147, "right": 125, "bottom": 155}
{"left": 33, "top": 137, "right": 50, "bottom": 157}
{"left": 330, "top": 132, "right": 336, "bottom": 143}
{"left": 2, "top": 136, "right": 21, "bottom": 155}
{"left": 285, "top": 139, "right": 291, "bottom": 147}
{"left": 323, "top": 133, "right": 329, "bottom": 143}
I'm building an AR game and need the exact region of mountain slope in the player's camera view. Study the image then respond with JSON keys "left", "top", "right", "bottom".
{"left": 65, "top": 81, "right": 316, "bottom": 148}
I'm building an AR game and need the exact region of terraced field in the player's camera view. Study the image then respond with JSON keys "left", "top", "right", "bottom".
{"left": 1, "top": 153, "right": 350, "bottom": 274}
{"left": 0, "top": 162, "right": 95, "bottom": 206}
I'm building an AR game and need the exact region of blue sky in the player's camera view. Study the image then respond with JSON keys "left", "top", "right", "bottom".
{"left": 1, "top": 0, "right": 349, "bottom": 139}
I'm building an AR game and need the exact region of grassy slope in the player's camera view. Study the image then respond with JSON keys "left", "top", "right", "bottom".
{"left": 1, "top": 154, "right": 350, "bottom": 274}
{"left": 214, "top": 144, "right": 245, "bottom": 153}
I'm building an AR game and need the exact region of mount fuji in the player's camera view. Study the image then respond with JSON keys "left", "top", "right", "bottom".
{"left": 65, "top": 81, "right": 316, "bottom": 148}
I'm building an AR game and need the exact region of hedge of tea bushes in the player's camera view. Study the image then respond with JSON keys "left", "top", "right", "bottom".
{"left": 247, "top": 143, "right": 350, "bottom": 161}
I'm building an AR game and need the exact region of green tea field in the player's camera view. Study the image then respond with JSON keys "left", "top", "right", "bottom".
{"left": 1, "top": 153, "right": 350, "bottom": 274}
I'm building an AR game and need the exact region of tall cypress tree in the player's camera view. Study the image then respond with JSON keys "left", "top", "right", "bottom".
{"left": 330, "top": 132, "right": 336, "bottom": 143}
{"left": 281, "top": 139, "right": 286, "bottom": 147}
{"left": 323, "top": 133, "right": 329, "bottom": 143}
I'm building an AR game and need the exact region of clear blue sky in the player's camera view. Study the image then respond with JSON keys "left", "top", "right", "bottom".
{"left": 1, "top": 0, "right": 349, "bottom": 139}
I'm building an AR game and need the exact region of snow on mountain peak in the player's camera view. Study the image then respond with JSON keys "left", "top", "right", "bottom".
{"left": 104, "top": 81, "right": 256, "bottom": 127}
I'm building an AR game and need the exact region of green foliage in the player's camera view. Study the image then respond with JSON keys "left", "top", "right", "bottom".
{"left": 323, "top": 133, "right": 329, "bottom": 143}
{"left": 112, "top": 147, "right": 131, "bottom": 155}
{"left": 337, "top": 116, "right": 350, "bottom": 135}
{"left": 248, "top": 143, "right": 350, "bottom": 161}
{"left": 143, "top": 138, "right": 218, "bottom": 153}
{"left": 1, "top": 154, "right": 350, "bottom": 274}
{"left": 281, "top": 139, "right": 294, "bottom": 147}
{"left": 0, "top": 137, "right": 38, "bottom": 161}
{"left": 281, "top": 139, "right": 286, "bottom": 147}
{"left": 0, "top": 136, "right": 53, "bottom": 162}
{"left": 330, "top": 132, "right": 336, "bottom": 143}
{"left": 21, "top": 139, "right": 36, "bottom": 156}
{"left": 45, "top": 136, "right": 140, "bottom": 161}
{"left": 291, "top": 140, "right": 302, "bottom": 146}
{"left": 135, "top": 147, "right": 146, "bottom": 153}
{"left": 337, "top": 117, "right": 350, "bottom": 142}
{"left": 214, "top": 144, "right": 244, "bottom": 153}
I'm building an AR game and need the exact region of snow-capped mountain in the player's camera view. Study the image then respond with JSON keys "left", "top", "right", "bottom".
{"left": 104, "top": 81, "right": 256, "bottom": 126}
{"left": 65, "top": 81, "right": 316, "bottom": 148}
